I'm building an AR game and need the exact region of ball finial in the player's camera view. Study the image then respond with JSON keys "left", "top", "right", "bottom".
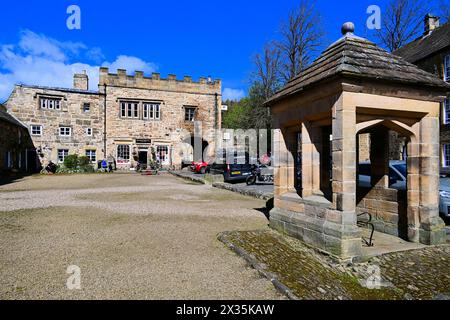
{"left": 341, "top": 22, "right": 355, "bottom": 35}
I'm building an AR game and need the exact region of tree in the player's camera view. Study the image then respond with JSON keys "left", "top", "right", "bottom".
{"left": 376, "top": 0, "right": 429, "bottom": 52}
{"left": 276, "top": 0, "right": 324, "bottom": 82}
{"left": 253, "top": 41, "right": 282, "bottom": 100}
{"left": 439, "top": 0, "right": 450, "bottom": 22}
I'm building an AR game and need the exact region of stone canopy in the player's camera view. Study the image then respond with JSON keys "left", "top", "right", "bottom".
{"left": 265, "top": 23, "right": 450, "bottom": 261}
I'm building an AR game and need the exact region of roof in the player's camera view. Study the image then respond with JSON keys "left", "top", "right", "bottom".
{"left": 16, "top": 84, "right": 100, "bottom": 95}
{"left": 266, "top": 32, "right": 450, "bottom": 106}
{"left": 0, "top": 108, "right": 27, "bottom": 128}
{"left": 393, "top": 21, "right": 450, "bottom": 63}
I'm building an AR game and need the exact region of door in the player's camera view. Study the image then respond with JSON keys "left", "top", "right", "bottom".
{"left": 156, "top": 145, "right": 170, "bottom": 166}
{"left": 138, "top": 150, "right": 148, "bottom": 165}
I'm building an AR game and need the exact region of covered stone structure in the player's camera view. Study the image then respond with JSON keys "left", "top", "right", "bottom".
{"left": 266, "top": 23, "right": 450, "bottom": 260}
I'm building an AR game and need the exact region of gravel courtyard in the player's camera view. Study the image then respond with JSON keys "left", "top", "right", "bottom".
{"left": 0, "top": 173, "right": 281, "bottom": 300}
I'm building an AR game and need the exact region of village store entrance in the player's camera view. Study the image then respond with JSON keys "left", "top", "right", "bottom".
{"left": 266, "top": 23, "right": 449, "bottom": 260}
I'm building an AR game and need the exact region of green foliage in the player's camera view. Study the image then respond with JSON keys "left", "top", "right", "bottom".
{"left": 222, "top": 82, "right": 272, "bottom": 130}
{"left": 63, "top": 154, "right": 79, "bottom": 170}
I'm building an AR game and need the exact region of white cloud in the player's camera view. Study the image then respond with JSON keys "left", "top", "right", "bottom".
{"left": 222, "top": 87, "right": 245, "bottom": 101}
{"left": 0, "top": 30, "right": 158, "bottom": 101}
{"left": 103, "top": 55, "right": 157, "bottom": 74}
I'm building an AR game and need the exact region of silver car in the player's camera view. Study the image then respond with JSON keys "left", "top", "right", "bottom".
{"left": 358, "top": 160, "right": 450, "bottom": 221}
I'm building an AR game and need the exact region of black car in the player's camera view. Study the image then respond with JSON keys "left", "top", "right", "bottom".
{"left": 207, "top": 153, "right": 253, "bottom": 182}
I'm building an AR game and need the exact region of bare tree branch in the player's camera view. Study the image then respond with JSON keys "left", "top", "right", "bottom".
{"left": 276, "top": 0, "right": 324, "bottom": 82}
{"left": 376, "top": 0, "right": 429, "bottom": 52}
{"left": 253, "top": 41, "right": 281, "bottom": 100}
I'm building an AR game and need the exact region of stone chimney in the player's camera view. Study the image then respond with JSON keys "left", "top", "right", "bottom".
{"left": 424, "top": 14, "right": 440, "bottom": 35}
{"left": 74, "top": 70, "right": 89, "bottom": 90}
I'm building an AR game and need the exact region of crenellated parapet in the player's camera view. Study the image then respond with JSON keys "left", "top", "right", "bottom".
{"left": 99, "top": 67, "right": 221, "bottom": 94}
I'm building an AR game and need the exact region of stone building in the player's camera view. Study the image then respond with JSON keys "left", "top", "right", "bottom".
{"left": 5, "top": 75, "right": 104, "bottom": 169}
{"left": 394, "top": 15, "right": 450, "bottom": 175}
{"left": 4, "top": 69, "right": 221, "bottom": 170}
{"left": 99, "top": 68, "right": 221, "bottom": 169}
{"left": 266, "top": 23, "right": 449, "bottom": 260}
{"left": 0, "top": 104, "right": 35, "bottom": 174}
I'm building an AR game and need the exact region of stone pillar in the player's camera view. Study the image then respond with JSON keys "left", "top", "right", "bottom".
{"left": 301, "top": 122, "right": 321, "bottom": 197}
{"left": 406, "top": 125, "right": 420, "bottom": 242}
{"left": 332, "top": 105, "right": 357, "bottom": 213}
{"left": 418, "top": 117, "right": 446, "bottom": 244}
{"left": 370, "top": 128, "right": 389, "bottom": 188}
{"left": 273, "top": 127, "right": 289, "bottom": 197}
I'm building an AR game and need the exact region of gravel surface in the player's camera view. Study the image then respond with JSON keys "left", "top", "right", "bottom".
{"left": 0, "top": 173, "right": 282, "bottom": 300}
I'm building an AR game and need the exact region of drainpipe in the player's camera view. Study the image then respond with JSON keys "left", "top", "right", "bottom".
{"left": 214, "top": 92, "right": 218, "bottom": 130}
{"left": 103, "top": 84, "right": 107, "bottom": 160}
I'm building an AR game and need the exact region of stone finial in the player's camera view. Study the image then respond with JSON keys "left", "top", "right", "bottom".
{"left": 152, "top": 72, "right": 160, "bottom": 80}
{"left": 341, "top": 22, "right": 355, "bottom": 36}
{"left": 184, "top": 75, "right": 192, "bottom": 83}
{"left": 168, "top": 74, "right": 176, "bottom": 81}
{"left": 135, "top": 71, "right": 144, "bottom": 78}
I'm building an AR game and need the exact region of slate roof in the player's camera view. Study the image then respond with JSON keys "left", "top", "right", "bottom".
{"left": 16, "top": 84, "right": 99, "bottom": 95}
{"left": 266, "top": 33, "right": 450, "bottom": 106}
{"left": 393, "top": 21, "right": 450, "bottom": 63}
{"left": 0, "top": 107, "right": 26, "bottom": 128}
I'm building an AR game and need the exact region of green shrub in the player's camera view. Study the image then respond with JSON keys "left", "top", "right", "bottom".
{"left": 63, "top": 154, "right": 79, "bottom": 170}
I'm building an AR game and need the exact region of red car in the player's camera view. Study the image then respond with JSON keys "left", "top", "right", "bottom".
{"left": 190, "top": 161, "right": 208, "bottom": 174}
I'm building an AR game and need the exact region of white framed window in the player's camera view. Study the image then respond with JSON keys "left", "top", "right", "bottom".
{"left": 86, "top": 128, "right": 93, "bottom": 136}
{"left": 85, "top": 149, "right": 96, "bottom": 162}
{"left": 58, "top": 149, "right": 69, "bottom": 163}
{"left": 83, "top": 103, "right": 90, "bottom": 112}
{"left": 117, "top": 144, "right": 130, "bottom": 162}
{"left": 445, "top": 55, "right": 450, "bottom": 81}
{"left": 444, "top": 144, "right": 450, "bottom": 168}
{"left": 185, "top": 107, "right": 196, "bottom": 121}
{"left": 59, "top": 126, "right": 71, "bottom": 136}
{"left": 120, "top": 102, "right": 139, "bottom": 118}
{"left": 143, "top": 103, "right": 160, "bottom": 120}
{"left": 444, "top": 99, "right": 450, "bottom": 124}
{"left": 40, "top": 97, "right": 61, "bottom": 110}
{"left": 31, "top": 125, "right": 42, "bottom": 136}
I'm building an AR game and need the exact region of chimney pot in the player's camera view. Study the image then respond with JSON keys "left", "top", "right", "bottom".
{"left": 424, "top": 14, "right": 440, "bottom": 35}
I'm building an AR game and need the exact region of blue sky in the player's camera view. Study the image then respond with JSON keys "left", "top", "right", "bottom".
{"left": 0, "top": 0, "right": 444, "bottom": 101}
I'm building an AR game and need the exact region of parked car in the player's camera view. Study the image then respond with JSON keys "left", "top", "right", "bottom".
{"left": 190, "top": 161, "right": 208, "bottom": 174}
{"left": 358, "top": 160, "right": 407, "bottom": 190}
{"left": 439, "top": 178, "right": 450, "bottom": 222}
{"left": 358, "top": 160, "right": 449, "bottom": 222}
{"left": 206, "top": 152, "right": 253, "bottom": 182}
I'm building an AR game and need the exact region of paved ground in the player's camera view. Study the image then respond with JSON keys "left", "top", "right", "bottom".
{"left": 0, "top": 173, "right": 282, "bottom": 300}
{"left": 171, "top": 170, "right": 274, "bottom": 200}
{"left": 222, "top": 230, "right": 450, "bottom": 300}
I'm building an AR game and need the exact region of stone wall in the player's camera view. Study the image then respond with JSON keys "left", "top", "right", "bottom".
{"left": 99, "top": 68, "right": 221, "bottom": 169}
{"left": 411, "top": 48, "right": 450, "bottom": 175}
{"left": 6, "top": 85, "right": 104, "bottom": 167}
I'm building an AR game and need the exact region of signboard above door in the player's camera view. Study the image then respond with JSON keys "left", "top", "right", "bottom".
{"left": 136, "top": 139, "right": 152, "bottom": 144}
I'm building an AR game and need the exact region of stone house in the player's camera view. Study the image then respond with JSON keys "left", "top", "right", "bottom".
{"left": 0, "top": 104, "right": 35, "bottom": 174}
{"left": 4, "top": 69, "right": 221, "bottom": 170}
{"left": 393, "top": 15, "right": 450, "bottom": 175}
{"left": 5, "top": 75, "right": 104, "bottom": 169}
{"left": 99, "top": 68, "right": 221, "bottom": 170}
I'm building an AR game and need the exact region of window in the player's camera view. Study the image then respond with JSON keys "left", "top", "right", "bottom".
{"left": 143, "top": 103, "right": 160, "bottom": 120}
{"left": 117, "top": 145, "right": 130, "bottom": 162}
{"left": 83, "top": 103, "right": 90, "bottom": 112}
{"left": 185, "top": 107, "right": 196, "bottom": 121}
{"left": 59, "top": 127, "right": 71, "bottom": 136}
{"left": 444, "top": 144, "right": 450, "bottom": 167}
{"left": 86, "top": 128, "right": 93, "bottom": 136}
{"left": 31, "top": 125, "right": 42, "bottom": 136}
{"left": 445, "top": 55, "right": 450, "bottom": 81}
{"left": 120, "top": 102, "right": 139, "bottom": 118}
{"left": 58, "top": 149, "right": 69, "bottom": 163}
{"left": 444, "top": 99, "right": 450, "bottom": 124}
{"left": 40, "top": 97, "right": 61, "bottom": 110}
{"left": 85, "top": 150, "right": 96, "bottom": 162}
